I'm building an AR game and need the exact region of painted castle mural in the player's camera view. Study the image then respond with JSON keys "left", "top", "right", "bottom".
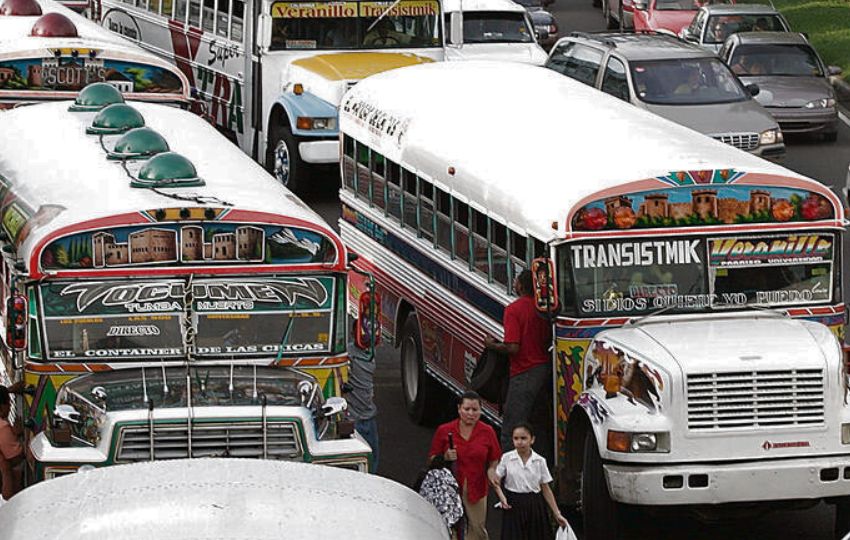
{"left": 41, "top": 223, "right": 333, "bottom": 270}
{"left": 0, "top": 57, "right": 182, "bottom": 93}
{"left": 572, "top": 184, "right": 834, "bottom": 232}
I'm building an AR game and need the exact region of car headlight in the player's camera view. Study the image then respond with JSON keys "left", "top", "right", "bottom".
{"left": 805, "top": 98, "right": 836, "bottom": 109}
{"left": 296, "top": 116, "right": 338, "bottom": 130}
{"left": 607, "top": 430, "right": 670, "bottom": 453}
{"left": 759, "top": 128, "right": 783, "bottom": 145}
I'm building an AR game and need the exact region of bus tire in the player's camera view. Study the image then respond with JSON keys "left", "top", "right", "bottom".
{"left": 400, "top": 316, "right": 440, "bottom": 425}
{"left": 835, "top": 497, "right": 850, "bottom": 539}
{"left": 582, "top": 432, "right": 620, "bottom": 540}
{"left": 267, "top": 123, "right": 304, "bottom": 194}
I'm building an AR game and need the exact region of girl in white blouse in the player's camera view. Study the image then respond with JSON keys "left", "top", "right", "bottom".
{"left": 492, "top": 422, "right": 568, "bottom": 540}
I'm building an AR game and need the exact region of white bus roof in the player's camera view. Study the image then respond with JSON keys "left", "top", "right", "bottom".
{"left": 340, "top": 61, "right": 837, "bottom": 241}
{"left": 0, "top": 100, "right": 331, "bottom": 261}
{"left": 0, "top": 459, "right": 451, "bottom": 540}
{"left": 442, "top": 0, "right": 527, "bottom": 13}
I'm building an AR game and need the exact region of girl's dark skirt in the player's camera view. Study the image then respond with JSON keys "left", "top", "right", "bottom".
{"left": 500, "top": 489, "right": 553, "bottom": 540}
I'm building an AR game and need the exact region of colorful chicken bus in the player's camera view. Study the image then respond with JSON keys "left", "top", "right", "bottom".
{"left": 0, "top": 0, "right": 190, "bottom": 109}
{"left": 0, "top": 86, "right": 375, "bottom": 483}
{"left": 90, "top": 0, "right": 443, "bottom": 194}
{"left": 338, "top": 61, "right": 850, "bottom": 539}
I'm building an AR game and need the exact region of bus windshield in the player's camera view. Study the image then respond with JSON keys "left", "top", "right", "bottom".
{"left": 39, "top": 276, "right": 342, "bottom": 361}
{"left": 558, "top": 233, "right": 837, "bottom": 317}
{"left": 269, "top": 0, "right": 442, "bottom": 50}
{"left": 462, "top": 12, "right": 535, "bottom": 44}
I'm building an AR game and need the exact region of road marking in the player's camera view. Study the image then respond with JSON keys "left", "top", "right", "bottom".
{"left": 841, "top": 110, "right": 850, "bottom": 127}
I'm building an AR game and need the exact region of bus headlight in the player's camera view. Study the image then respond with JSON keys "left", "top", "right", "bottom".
{"left": 607, "top": 430, "right": 670, "bottom": 453}
{"left": 296, "top": 116, "right": 337, "bottom": 130}
{"left": 805, "top": 98, "right": 835, "bottom": 109}
{"left": 759, "top": 128, "right": 783, "bottom": 145}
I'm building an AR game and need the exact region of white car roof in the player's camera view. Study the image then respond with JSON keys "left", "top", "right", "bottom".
{"left": 443, "top": 0, "right": 527, "bottom": 14}
{"left": 340, "top": 61, "right": 826, "bottom": 241}
{"left": 0, "top": 459, "right": 451, "bottom": 540}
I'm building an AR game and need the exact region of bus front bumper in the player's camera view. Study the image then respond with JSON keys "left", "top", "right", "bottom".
{"left": 605, "top": 454, "right": 850, "bottom": 505}
{"left": 299, "top": 140, "right": 339, "bottom": 164}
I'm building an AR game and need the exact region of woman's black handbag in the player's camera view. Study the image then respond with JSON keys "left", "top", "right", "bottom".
{"left": 469, "top": 348, "right": 509, "bottom": 405}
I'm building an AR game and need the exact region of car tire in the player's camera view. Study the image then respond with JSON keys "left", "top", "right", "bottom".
{"left": 582, "top": 432, "right": 620, "bottom": 540}
{"left": 266, "top": 122, "right": 305, "bottom": 194}
{"left": 400, "top": 316, "right": 442, "bottom": 425}
{"left": 835, "top": 497, "right": 850, "bottom": 539}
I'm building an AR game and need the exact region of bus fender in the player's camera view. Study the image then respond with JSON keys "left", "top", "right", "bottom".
{"left": 270, "top": 91, "right": 339, "bottom": 138}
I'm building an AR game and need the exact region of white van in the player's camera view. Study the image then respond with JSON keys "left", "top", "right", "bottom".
{"left": 444, "top": 0, "right": 549, "bottom": 65}
{"left": 0, "top": 459, "right": 451, "bottom": 539}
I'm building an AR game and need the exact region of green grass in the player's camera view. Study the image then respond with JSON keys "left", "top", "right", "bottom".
{"left": 771, "top": 0, "right": 850, "bottom": 81}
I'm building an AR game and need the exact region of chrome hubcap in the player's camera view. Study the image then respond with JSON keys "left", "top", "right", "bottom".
{"left": 274, "top": 139, "right": 290, "bottom": 185}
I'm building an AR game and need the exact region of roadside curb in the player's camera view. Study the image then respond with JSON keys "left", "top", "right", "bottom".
{"left": 830, "top": 75, "right": 850, "bottom": 119}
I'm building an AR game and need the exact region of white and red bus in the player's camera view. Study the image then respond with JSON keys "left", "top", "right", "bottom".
{"left": 339, "top": 61, "right": 850, "bottom": 539}
{"left": 0, "top": 87, "right": 374, "bottom": 482}
{"left": 0, "top": 0, "right": 190, "bottom": 108}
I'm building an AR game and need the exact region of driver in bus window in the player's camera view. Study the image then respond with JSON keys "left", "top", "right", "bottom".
{"left": 363, "top": 18, "right": 405, "bottom": 46}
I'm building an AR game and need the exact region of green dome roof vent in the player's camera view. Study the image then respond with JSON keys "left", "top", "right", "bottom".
{"left": 68, "top": 83, "right": 124, "bottom": 112}
{"left": 86, "top": 104, "right": 145, "bottom": 135}
{"left": 133, "top": 152, "right": 205, "bottom": 188}
{"left": 107, "top": 127, "right": 169, "bottom": 161}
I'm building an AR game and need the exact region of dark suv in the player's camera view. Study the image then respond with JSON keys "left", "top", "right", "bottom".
{"left": 544, "top": 32, "right": 785, "bottom": 159}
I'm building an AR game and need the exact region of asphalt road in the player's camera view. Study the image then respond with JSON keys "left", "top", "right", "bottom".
{"left": 305, "top": 2, "right": 850, "bottom": 534}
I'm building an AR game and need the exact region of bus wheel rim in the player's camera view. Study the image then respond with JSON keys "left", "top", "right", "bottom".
{"left": 274, "top": 139, "right": 290, "bottom": 184}
{"left": 402, "top": 336, "right": 419, "bottom": 403}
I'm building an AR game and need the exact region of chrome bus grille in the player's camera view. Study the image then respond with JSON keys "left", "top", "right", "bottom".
{"left": 115, "top": 421, "right": 302, "bottom": 462}
{"left": 712, "top": 133, "right": 759, "bottom": 151}
{"left": 687, "top": 369, "right": 824, "bottom": 430}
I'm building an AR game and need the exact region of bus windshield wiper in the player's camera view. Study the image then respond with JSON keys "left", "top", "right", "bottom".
{"left": 366, "top": 0, "right": 404, "bottom": 32}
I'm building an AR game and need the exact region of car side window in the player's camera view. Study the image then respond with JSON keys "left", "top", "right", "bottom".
{"left": 601, "top": 57, "right": 629, "bottom": 101}
{"left": 544, "top": 42, "right": 604, "bottom": 86}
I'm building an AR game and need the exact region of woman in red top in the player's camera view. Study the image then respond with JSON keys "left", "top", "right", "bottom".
{"left": 429, "top": 390, "right": 501, "bottom": 540}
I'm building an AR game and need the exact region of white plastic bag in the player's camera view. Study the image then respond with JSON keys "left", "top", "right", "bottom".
{"left": 556, "top": 523, "right": 579, "bottom": 540}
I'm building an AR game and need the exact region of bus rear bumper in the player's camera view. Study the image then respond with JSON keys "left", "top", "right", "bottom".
{"left": 605, "top": 455, "right": 850, "bottom": 505}
{"left": 299, "top": 140, "right": 339, "bottom": 164}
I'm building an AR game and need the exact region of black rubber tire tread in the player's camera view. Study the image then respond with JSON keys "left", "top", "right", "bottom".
{"left": 399, "top": 316, "right": 443, "bottom": 425}
{"left": 582, "top": 432, "right": 620, "bottom": 540}
{"left": 835, "top": 498, "right": 850, "bottom": 539}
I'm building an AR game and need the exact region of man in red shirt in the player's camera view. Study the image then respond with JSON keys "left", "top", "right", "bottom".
{"left": 485, "top": 269, "right": 552, "bottom": 456}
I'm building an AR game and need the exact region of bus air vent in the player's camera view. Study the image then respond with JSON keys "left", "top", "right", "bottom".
{"left": 108, "top": 127, "right": 169, "bottom": 161}
{"left": 30, "top": 12, "right": 77, "bottom": 38}
{"left": 86, "top": 104, "right": 145, "bottom": 135}
{"left": 0, "top": 0, "right": 42, "bottom": 16}
{"left": 69, "top": 83, "right": 124, "bottom": 112}
{"left": 133, "top": 152, "right": 205, "bottom": 188}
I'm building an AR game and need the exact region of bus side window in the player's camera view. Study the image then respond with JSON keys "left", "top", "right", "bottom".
{"left": 386, "top": 161, "right": 402, "bottom": 221}
{"left": 418, "top": 178, "right": 435, "bottom": 242}
{"left": 189, "top": 0, "right": 201, "bottom": 27}
{"left": 492, "top": 221, "right": 509, "bottom": 289}
{"left": 202, "top": 0, "right": 216, "bottom": 32}
{"left": 371, "top": 152, "right": 387, "bottom": 210}
{"left": 454, "top": 199, "right": 471, "bottom": 267}
{"left": 435, "top": 188, "right": 452, "bottom": 255}
{"left": 509, "top": 230, "right": 527, "bottom": 286}
{"left": 471, "top": 209, "right": 489, "bottom": 278}
{"left": 402, "top": 169, "right": 417, "bottom": 230}
{"left": 356, "top": 144, "right": 370, "bottom": 201}
{"left": 231, "top": 0, "right": 244, "bottom": 41}
{"left": 532, "top": 238, "right": 546, "bottom": 266}
{"left": 175, "top": 0, "right": 188, "bottom": 22}
{"left": 215, "top": 0, "right": 230, "bottom": 36}
{"left": 342, "top": 136, "right": 356, "bottom": 191}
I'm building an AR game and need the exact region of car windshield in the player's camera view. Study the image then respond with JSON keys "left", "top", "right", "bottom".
{"left": 463, "top": 11, "right": 534, "bottom": 43}
{"left": 630, "top": 57, "right": 748, "bottom": 105}
{"left": 704, "top": 14, "right": 786, "bottom": 44}
{"left": 729, "top": 44, "right": 823, "bottom": 77}
{"left": 269, "top": 0, "right": 442, "bottom": 50}
{"left": 655, "top": 0, "right": 731, "bottom": 12}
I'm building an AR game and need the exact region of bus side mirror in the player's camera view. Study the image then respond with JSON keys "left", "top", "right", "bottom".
{"left": 531, "top": 258, "right": 558, "bottom": 314}
{"left": 354, "top": 290, "right": 382, "bottom": 351}
{"left": 450, "top": 12, "right": 463, "bottom": 47}
{"left": 6, "top": 293, "right": 27, "bottom": 351}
